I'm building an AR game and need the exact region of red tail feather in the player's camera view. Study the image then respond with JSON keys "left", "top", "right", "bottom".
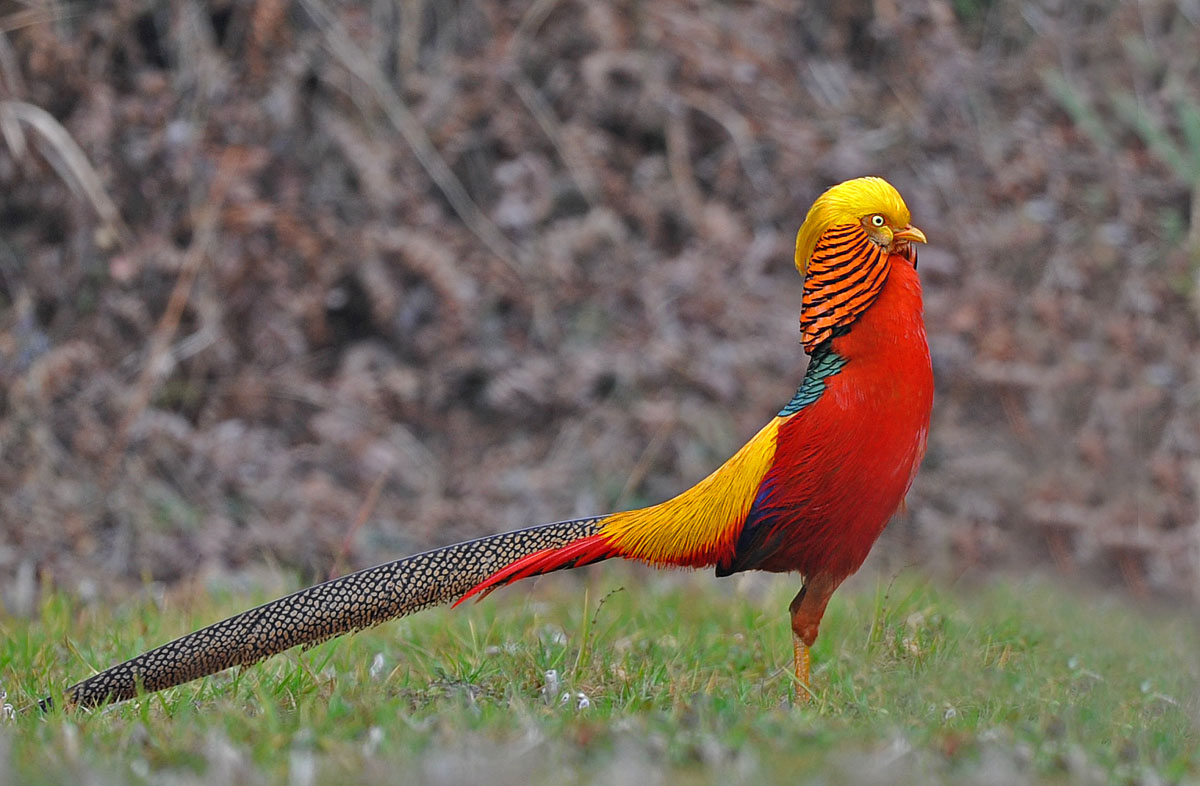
{"left": 453, "top": 534, "right": 617, "bottom": 606}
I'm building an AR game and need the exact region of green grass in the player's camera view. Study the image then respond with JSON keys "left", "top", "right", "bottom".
{"left": 2, "top": 569, "right": 1198, "bottom": 784}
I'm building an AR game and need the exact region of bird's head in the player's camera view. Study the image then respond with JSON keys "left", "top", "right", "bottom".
{"left": 792, "top": 177, "right": 927, "bottom": 352}
{"left": 794, "top": 176, "right": 926, "bottom": 274}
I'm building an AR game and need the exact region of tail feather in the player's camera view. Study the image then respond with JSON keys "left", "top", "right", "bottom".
{"left": 454, "top": 533, "right": 618, "bottom": 606}
{"left": 48, "top": 517, "right": 602, "bottom": 709}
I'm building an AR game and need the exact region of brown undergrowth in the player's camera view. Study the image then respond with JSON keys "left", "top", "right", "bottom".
{"left": 0, "top": 1, "right": 1196, "bottom": 602}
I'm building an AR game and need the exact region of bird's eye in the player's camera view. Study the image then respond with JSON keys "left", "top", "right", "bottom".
{"left": 870, "top": 215, "right": 886, "bottom": 227}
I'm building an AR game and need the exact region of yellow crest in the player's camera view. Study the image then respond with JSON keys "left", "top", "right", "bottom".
{"left": 794, "top": 177, "right": 912, "bottom": 274}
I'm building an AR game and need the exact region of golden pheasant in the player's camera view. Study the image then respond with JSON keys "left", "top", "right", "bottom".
{"left": 46, "top": 176, "right": 931, "bottom": 709}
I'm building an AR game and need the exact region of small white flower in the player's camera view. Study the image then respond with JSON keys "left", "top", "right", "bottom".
{"left": 574, "top": 692, "right": 590, "bottom": 711}
{"left": 62, "top": 723, "right": 81, "bottom": 758}
{"left": 542, "top": 670, "right": 561, "bottom": 702}
{"left": 362, "top": 726, "right": 384, "bottom": 756}
{"left": 369, "top": 653, "right": 386, "bottom": 680}
{"left": 289, "top": 731, "right": 316, "bottom": 786}
{"left": 289, "top": 749, "right": 316, "bottom": 786}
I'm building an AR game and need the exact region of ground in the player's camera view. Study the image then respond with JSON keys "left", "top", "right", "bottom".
{"left": 3, "top": 570, "right": 1199, "bottom": 784}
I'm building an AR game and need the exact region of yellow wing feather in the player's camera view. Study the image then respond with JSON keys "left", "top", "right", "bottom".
{"left": 599, "top": 418, "right": 782, "bottom": 566}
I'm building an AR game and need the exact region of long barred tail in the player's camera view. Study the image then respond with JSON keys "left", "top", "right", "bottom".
{"left": 48, "top": 517, "right": 604, "bottom": 710}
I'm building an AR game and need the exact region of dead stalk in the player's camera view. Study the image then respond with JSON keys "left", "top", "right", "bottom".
{"left": 300, "top": 0, "right": 526, "bottom": 276}
{"left": 0, "top": 100, "right": 128, "bottom": 245}
{"left": 101, "top": 149, "right": 243, "bottom": 485}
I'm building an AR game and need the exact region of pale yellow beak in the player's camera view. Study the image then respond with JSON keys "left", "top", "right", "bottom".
{"left": 893, "top": 225, "right": 928, "bottom": 245}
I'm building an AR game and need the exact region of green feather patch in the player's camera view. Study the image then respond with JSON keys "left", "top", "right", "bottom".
{"left": 778, "top": 345, "right": 848, "bottom": 416}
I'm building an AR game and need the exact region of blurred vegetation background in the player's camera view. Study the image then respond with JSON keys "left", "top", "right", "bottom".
{"left": 0, "top": 0, "right": 1196, "bottom": 606}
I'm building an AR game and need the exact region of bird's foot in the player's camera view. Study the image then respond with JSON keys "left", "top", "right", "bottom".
{"left": 792, "top": 633, "right": 812, "bottom": 703}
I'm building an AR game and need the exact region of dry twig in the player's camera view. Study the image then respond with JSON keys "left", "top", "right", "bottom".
{"left": 300, "top": 0, "right": 526, "bottom": 275}
{"left": 328, "top": 470, "right": 389, "bottom": 580}
{"left": 101, "top": 148, "right": 245, "bottom": 484}
{"left": 0, "top": 100, "right": 128, "bottom": 246}
{"left": 505, "top": 0, "right": 600, "bottom": 205}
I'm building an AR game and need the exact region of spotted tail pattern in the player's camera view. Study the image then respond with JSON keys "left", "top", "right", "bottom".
{"left": 48, "top": 517, "right": 603, "bottom": 709}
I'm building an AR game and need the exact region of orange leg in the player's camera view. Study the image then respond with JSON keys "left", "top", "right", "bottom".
{"left": 792, "top": 630, "right": 811, "bottom": 687}
{"left": 788, "top": 573, "right": 840, "bottom": 702}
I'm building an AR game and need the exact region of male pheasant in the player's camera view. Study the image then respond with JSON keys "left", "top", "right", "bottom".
{"left": 47, "top": 176, "right": 932, "bottom": 709}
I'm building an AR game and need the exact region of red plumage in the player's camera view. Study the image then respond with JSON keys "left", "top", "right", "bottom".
{"left": 723, "top": 254, "right": 933, "bottom": 581}
{"left": 454, "top": 176, "right": 934, "bottom": 698}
